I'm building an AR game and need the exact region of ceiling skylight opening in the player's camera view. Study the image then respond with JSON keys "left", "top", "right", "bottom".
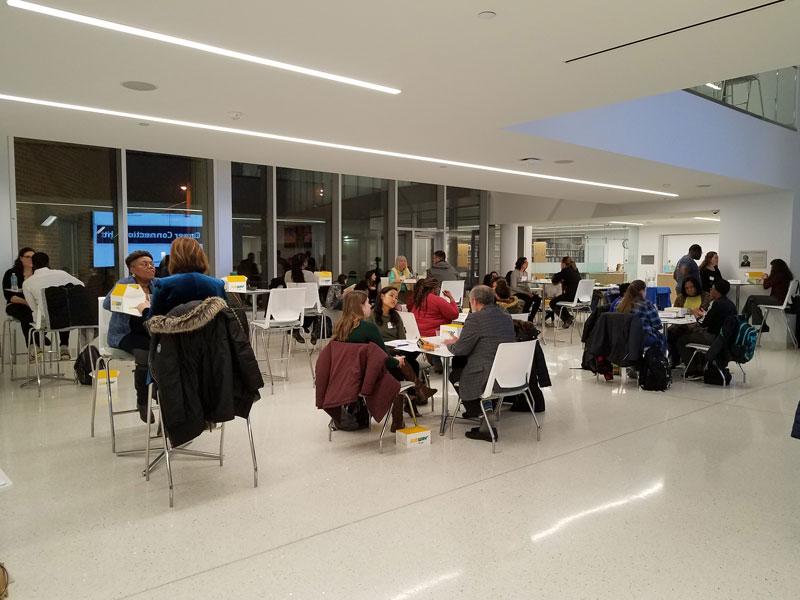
{"left": 7, "top": 0, "right": 401, "bottom": 95}
{"left": 0, "top": 92, "right": 680, "bottom": 197}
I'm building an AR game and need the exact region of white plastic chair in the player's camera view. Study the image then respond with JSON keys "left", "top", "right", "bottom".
{"left": 757, "top": 279, "right": 799, "bottom": 348}
{"left": 380, "top": 276, "right": 391, "bottom": 290}
{"left": 288, "top": 281, "right": 328, "bottom": 378}
{"left": 553, "top": 278, "right": 595, "bottom": 344}
{"left": 250, "top": 287, "right": 305, "bottom": 392}
{"left": 1, "top": 315, "right": 27, "bottom": 379}
{"left": 449, "top": 340, "right": 541, "bottom": 453}
{"left": 90, "top": 297, "right": 142, "bottom": 454}
{"left": 398, "top": 311, "right": 421, "bottom": 340}
{"left": 440, "top": 280, "right": 465, "bottom": 306}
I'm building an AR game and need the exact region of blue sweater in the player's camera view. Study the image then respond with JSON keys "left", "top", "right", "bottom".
{"left": 149, "top": 273, "right": 226, "bottom": 317}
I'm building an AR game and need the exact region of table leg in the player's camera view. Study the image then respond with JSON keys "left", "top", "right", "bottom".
{"left": 735, "top": 286, "right": 741, "bottom": 312}
{"left": 439, "top": 356, "right": 450, "bottom": 436}
{"left": 251, "top": 295, "right": 258, "bottom": 323}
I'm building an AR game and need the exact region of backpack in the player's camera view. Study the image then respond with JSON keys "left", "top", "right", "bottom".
{"left": 74, "top": 344, "right": 100, "bottom": 385}
{"left": 325, "top": 284, "right": 344, "bottom": 310}
{"left": 639, "top": 346, "right": 671, "bottom": 391}
{"left": 703, "top": 363, "right": 732, "bottom": 386}
{"left": 724, "top": 316, "right": 757, "bottom": 364}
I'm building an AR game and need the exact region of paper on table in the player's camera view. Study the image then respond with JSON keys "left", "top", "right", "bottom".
{"left": 385, "top": 339, "right": 412, "bottom": 348}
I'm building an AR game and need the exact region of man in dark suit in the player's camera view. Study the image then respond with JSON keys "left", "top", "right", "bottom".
{"left": 676, "top": 279, "right": 738, "bottom": 374}
{"left": 445, "top": 285, "right": 515, "bottom": 442}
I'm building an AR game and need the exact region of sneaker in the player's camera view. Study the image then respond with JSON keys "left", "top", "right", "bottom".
{"left": 28, "top": 346, "right": 37, "bottom": 363}
{"left": 561, "top": 319, "right": 572, "bottom": 329}
{"left": 59, "top": 345, "right": 71, "bottom": 360}
{"left": 310, "top": 330, "right": 318, "bottom": 345}
{"left": 292, "top": 330, "right": 305, "bottom": 344}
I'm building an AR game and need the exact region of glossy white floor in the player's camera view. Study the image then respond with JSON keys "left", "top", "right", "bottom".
{"left": 1, "top": 330, "right": 799, "bottom": 599}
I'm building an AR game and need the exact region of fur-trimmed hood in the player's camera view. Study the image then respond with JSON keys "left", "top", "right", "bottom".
{"left": 147, "top": 296, "right": 228, "bottom": 334}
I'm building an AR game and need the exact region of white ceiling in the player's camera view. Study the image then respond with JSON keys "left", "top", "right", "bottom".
{"left": 1, "top": 0, "right": 798, "bottom": 204}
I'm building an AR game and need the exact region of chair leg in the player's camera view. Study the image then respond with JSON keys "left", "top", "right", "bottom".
{"left": 378, "top": 409, "right": 391, "bottom": 453}
{"left": 247, "top": 416, "right": 258, "bottom": 488}
{"left": 90, "top": 353, "right": 99, "bottom": 438}
{"left": 145, "top": 383, "right": 154, "bottom": 481}
{"left": 756, "top": 312, "right": 769, "bottom": 347}
{"left": 737, "top": 362, "right": 746, "bottom": 384}
{"left": 218, "top": 422, "right": 225, "bottom": 467}
{"left": 262, "top": 330, "right": 274, "bottom": 394}
{"left": 104, "top": 357, "right": 116, "bottom": 453}
{"left": 328, "top": 418, "right": 335, "bottom": 442}
{"left": 523, "top": 389, "right": 542, "bottom": 441}
{"left": 784, "top": 313, "right": 798, "bottom": 349}
{"left": 403, "top": 391, "right": 418, "bottom": 427}
{"left": 449, "top": 398, "right": 463, "bottom": 439}
{"left": 683, "top": 351, "right": 699, "bottom": 380}
{"left": 479, "top": 399, "right": 497, "bottom": 454}
{"left": 154, "top": 391, "right": 175, "bottom": 507}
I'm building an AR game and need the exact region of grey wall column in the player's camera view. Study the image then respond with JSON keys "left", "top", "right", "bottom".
{"left": 388, "top": 179, "right": 398, "bottom": 262}
{"left": 332, "top": 173, "right": 342, "bottom": 274}
{"left": 210, "top": 159, "right": 233, "bottom": 277}
{"left": 0, "top": 136, "right": 15, "bottom": 270}
{"left": 437, "top": 184, "right": 446, "bottom": 249}
{"left": 115, "top": 149, "right": 128, "bottom": 279}
{"left": 265, "top": 166, "right": 277, "bottom": 280}
{"left": 479, "top": 190, "right": 490, "bottom": 276}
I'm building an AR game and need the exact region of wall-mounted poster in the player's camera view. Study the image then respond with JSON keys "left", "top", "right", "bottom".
{"left": 739, "top": 250, "right": 767, "bottom": 269}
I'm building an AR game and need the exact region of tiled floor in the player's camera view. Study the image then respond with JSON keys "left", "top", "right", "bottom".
{"left": 1, "top": 333, "right": 799, "bottom": 599}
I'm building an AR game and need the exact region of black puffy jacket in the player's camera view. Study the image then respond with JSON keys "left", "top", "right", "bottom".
{"left": 147, "top": 297, "right": 263, "bottom": 446}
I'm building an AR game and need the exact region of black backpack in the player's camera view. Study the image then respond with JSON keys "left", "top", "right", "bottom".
{"left": 639, "top": 346, "right": 671, "bottom": 391}
{"left": 74, "top": 344, "right": 100, "bottom": 385}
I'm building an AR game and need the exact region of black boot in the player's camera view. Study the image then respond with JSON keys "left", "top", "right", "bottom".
{"left": 134, "top": 363, "right": 154, "bottom": 424}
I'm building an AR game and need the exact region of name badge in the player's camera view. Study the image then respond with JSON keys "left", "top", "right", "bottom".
{"left": 387, "top": 322, "right": 394, "bottom": 329}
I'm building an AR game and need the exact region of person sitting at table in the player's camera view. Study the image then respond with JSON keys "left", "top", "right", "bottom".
{"left": 698, "top": 251, "right": 723, "bottom": 293}
{"left": 608, "top": 282, "right": 629, "bottom": 312}
{"left": 333, "top": 290, "right": 410, "bottom": 431}
{"left": 21, "top": 251, "right": 83, "bottom": 360}
{"left": 616, "top": 279, "right": 666, "bottom": 353}
{"left": 444, "top": 285, "right": 515, "bottom": 442}
{"left": 666, "top": 276, "right": 709, "bottom": 364}
{"left": 509, "top": 257, "right": 542, "bottom": 321}
{"left": 284, "top": 253, "right": 318, "bottom": 342}
{"left": 427, "top": 250, "right": 458, "bottom": 282}
{"left": 482, "top": 271, "right": 499, "bottom": 287}
{"left": 409, "top": 276, "right": 460, "bottom": 337}
{"left": 675, "top": 279, "right": 737, "bottom": 374}
{"left": 370, "top": 286, "right": 436, "bottom": 404}
{"left": 354, "top": 270, "right": 379, "bottom": 305}
{"left": 3, "top": 247, "right": 36, "bottom": 360}
{"left": 388, "top": 256, "right": 412, "bottom": 284}
{"left": 493, "top": 278, "right": 522, "bottom": 313}
{"left": 741, "top": 258, "right": 795, "bottom": 332}
{"left": 546, "top": 256, "right": 581, "bottom": 328}
{"left": 102, "top": 250, "right": 158, "bottom": 421}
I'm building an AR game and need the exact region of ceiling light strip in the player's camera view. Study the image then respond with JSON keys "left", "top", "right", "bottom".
{"left": 0, "top": 92, "right": 678, "bottom": 197}
{"left": 693, "top": 216, "right": 720, "bottom": 222}
{"left": 6, "top": 0, "right": 401, "bottom": 95}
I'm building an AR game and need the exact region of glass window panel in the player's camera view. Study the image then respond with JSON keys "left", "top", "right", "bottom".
{"left": 276, "top": 168, "right": 333, "bottom": 272}
{"left": 341, "top": 175, "right": 388, "bottom": 280}
{"left": 398, "top": 181, "right": 438, "bottom": 228}
{"left": 232, "top": 162, "right": 268, "bottom": 284}
{"left": 446, "top": 187, "right": 482, "bottom": 289}
{"left": 14, "top": 138, "right": 118, "bottom": 296}
{"left": 126, "top": 150, "right": 210, "bottom": 269}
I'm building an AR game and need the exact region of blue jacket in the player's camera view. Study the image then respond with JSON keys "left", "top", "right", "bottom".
{"left": 149, "top": 273, "right": 226, "bottom": 317}
{"left": 102, "top": 276, "right": 158, "bottom": 349}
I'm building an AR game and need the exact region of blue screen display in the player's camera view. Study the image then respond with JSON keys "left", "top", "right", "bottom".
{"left": 93, "top": 211, "right": 203, "bottom": 268}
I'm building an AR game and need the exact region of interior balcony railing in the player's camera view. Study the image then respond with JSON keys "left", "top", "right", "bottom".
{"left": 686, "top": 66, "right": 798, "bottom": 130}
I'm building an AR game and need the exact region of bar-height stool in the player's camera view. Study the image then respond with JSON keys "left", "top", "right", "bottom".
{"left": 250, "top": 287, "right": 305, "bottom": 393}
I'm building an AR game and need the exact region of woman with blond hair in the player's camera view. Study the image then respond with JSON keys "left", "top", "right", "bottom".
{"left": 146, "top": 237, "right": 226, "bottom": 317}
{"left": 388, "top": 255, "right": 412, "bottom": 284}
{"left": 333, "top": 290, "right": 408, "bottom": 431}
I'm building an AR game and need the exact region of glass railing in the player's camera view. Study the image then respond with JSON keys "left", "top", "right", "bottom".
{"left": 686, "top": 66, "right": 798, "bottom": 130}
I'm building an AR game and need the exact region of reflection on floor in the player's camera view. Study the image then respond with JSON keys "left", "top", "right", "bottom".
{"left": 1, "top": 334, "right": 799, "bottom": 599}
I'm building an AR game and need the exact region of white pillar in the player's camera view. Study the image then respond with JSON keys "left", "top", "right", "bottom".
{"left": 523, "top": 226, "right": 533, "bottom": 262}
{"left": 0, "top": 135, "right": 14, "bottom": 270}
{"left": 210, "top": 160, "right": 232, "bottom": 277}
{"left": 500, "top": 224, "right": 519, "bottom": 274}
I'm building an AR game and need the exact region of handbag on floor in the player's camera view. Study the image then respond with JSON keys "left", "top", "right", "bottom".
{"left": 74, "top": 344, "right": 100, "bottom": 386}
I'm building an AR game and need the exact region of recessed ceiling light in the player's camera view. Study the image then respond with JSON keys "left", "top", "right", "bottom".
{"left": 121, "top": 80, "right": 157, "bottom": 92}
{"left": 0, "top": 92, "right": 680, "bottom": 197}
{"left": 696, "top": 184, "right": 712, "bottom": 188}
{"left": 8, "top": 0, "right": 401, "bottom": 95}
{"left": 554, "top": 159, "right": 574, "bottom": 164}
{"left": 477, "top": 10, "right": 497, "bottom": 19}
{"left": 227, "top": 111, "right": 244, "bottom": 121}
{"left": 40, "top": 215, "right": 57, "bottom": 226}
{"left": 608, "top": 221, "right": 644, "bottom": 226}
{"left": 705, "top": 82, "right": 722, "bottom": 91}
{"left": 693, "top": 216, "right": 720, "bottom": 222}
